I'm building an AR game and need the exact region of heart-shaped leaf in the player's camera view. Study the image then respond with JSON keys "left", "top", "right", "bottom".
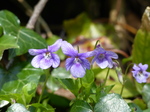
{"left": 6, "top": 103, "right": 29, "bottom": 112}
{"left": 94, "top": 93, "right": 131, "bottom": 112}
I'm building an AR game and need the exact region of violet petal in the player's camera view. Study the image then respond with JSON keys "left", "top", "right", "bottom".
{"left": 70, "top": 63, "right": 85, "bottom": 78}
{"left": 31, "top": 54, "right": 44, "bottom": 68}
{"left": 79, "top": 58, "right": 90, "bottom": 69}
{"left": 48, "top": 39, "right": 62, "bottom": 52}
{"left": 51, "top": 53, "right": 60, "bottom": 68}
{"left": 65, "top": 58, "right": 75, "bottom": 71}
{"left": 106, "top": 51, "right": 118, "bottom": 59}
{"left": 78, "top": 51, "right": 94, "bottom": 58}
{"left": 106, "top": 57, "right": 113, "bottom": 68}
{"left": 139, "top": 63, "right": 148, "bottom": 71}
{"left": 29, "top": 49, "right": 47, "bottom": 55}
{"left": 96, "top": 58, "right": 108, "bottom": 69}
{"left": 133, "top": 64, "right": 140, "bottom": 71}
{"left": 61, "top": 41, "right": 78, "bottom": 57}
{"left": 40, "top": 58, "right": 53, "bottom": 69}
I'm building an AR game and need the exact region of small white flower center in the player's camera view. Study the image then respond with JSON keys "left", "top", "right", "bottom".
{"left": 44, "top": 52, "right": 51, "bottom": 59}
{"left": 137, "top": 71, "right": 143, "bottom": 76}
{"left": 74, "top": 57, "right": 82, "bottom": 63}
{"left": 99, "top": 53, "right": 105, "bottom": 59}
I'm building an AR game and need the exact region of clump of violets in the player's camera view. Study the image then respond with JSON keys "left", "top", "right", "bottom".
{"left": 61, "top": 41, "right": 92, "bottom": 78}
{"left": 28, "top": 39, "right": 62, "bottom": 69}
{"left": 91, "top": 45, "right": 118, "bottom": 69}
{"left": 132, "top": 63, "right": 150, "bottom": 83}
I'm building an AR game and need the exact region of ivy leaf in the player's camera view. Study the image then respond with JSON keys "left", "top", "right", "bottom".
{"left": 70, "top": 100, "right": 93, "bottom": 112}
{"left": 0, "top": 10, "right": 20, "bottom": 36}
{"left": 0, "top": 10, "right": 47, "bottom": 58}
{"left": 6, "top": 103, "right": 29, "bottom": 112}
{"left": 0, "top": 35, "right": 19, "bottom": 60}
{"left": 9, "top": 27, "right": 47, "bottom": 58}
{"left": 94, "top": 93, "right": 131, "bottom": 112}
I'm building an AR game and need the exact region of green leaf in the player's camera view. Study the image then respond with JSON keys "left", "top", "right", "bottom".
{"left": 128, "top": 103, "right": 143, "bottom": 112}
{"left": 9, "top": 28, "right": 47, "bottom": 58}
{"left": 81, "top": 69, "right": 94, "bottom": 88}
{"left": 0, "top": 50, "right": 3, "bottom": 60}
{"left": 96, "top": 85, "right": 115, "bottom": 101}
{"left": 47, "top": 93, "right": 70, "bottom": 108}
{"left": 0, "top": 35, "right": 19, "bottom": 60}
{"left": 94, "top": 93, "right": 131, "bottom": 112}
{"left": 132, "top": 29, "right": 150, "bottom": 68}
{"left": 0, "top": 64, "right": 20, "bottom": 89}
{"left": 132, "top": 7, "right": 150, "bottom": 70}
{"left": 0, "top": 35, "right": 18, "bottom": 50}
{"left": 0, "top": 26, "right": 3, "bottom": 36}
{"left": 46, "top": 76, "right": 60, "bottom": 92}
{"left": 133, "top": 98, "right": 147, "bottom": 110}
{"left": 70, "top": 100, "right": 93, "bottom": 112}
{"left": 47, "top": 67, "right": 71, "bottom": 92}
{"left": 142, "top": 83, "right": 150, "bottom": 108}
{"left": 0, "top": 64, "right": 43, "bottom": 105}
{"left": 21, "top": 83, "right": 37, "bottom": 104}
{"left": 0, "top": 10, "right": 47, "bottom": 58}
{"left": 31, "top": 103, "right": 55, "bottom": 112}
{"left": 64, "top": 13, "right": 91, "bottom": 38}
{"left": 6, "top": 103, "right": 29, "bottom": 112}
{"left": 51, "top": 67, "right": 71, "bottom": 79}
{"left": 0, "top": 10, "right": 20, "bottom": 36}
{"left": 95, "top": 68, "right": 139, "bottom": 98}
{"left": 143, "top": 109, "right": 150, "bottom": 112}
{"left": 58, "top": 78, "right": 81, "bottom": 96}
{"left": 0, "top": 100, "right": 9, "bottom": 108}
{"left": 63, "top": 13, "right": 103, "bottom": 40}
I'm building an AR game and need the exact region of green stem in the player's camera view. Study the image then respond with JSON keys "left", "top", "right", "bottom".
{"left": 38, "top": 68, "right": 50, "bottom": 103}
{"left": 103, "top": 68, "right": 110, "bottom": 87}
{"left": 94, "top": 40, "right": 100, "bottom": 49}
{"left": 120, "top": 63, "right": 134, "bottom": 96}
{"left": 124, "top": 63, "right": 134, "bottom": 77}
{"left": 120, "top": 84, "right": 124, "bottom": 96}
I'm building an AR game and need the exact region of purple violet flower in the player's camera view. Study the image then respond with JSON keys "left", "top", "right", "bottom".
{"left": 28, "top": 39, "right": 62, "bottom": 69}
{"left": 61, "top": 41, "right": 92, "bottom": 78}
{"left": 132, "top": 63, "right": 150, "bottom": 83}
{"left": 91, "top": 46, "right": 118, "bottom": 69}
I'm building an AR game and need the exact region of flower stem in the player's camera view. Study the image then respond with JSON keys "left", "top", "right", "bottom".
{"left": 94, "top": 40, "right": 100, "bottom": 49}
{"left": 120, "top": 84, "right": 124, "bottom": 96}
{"left": 124, "top": 63, "right": 134, "bottom": 77}
{"left": 103, "top": 68, "right": 110, "bottom": 87}
{"left": 38, "top": 68, "right": 50, "bottom": 103}
{"left": 120, "top": 63, "right": 133, "bottom": 96}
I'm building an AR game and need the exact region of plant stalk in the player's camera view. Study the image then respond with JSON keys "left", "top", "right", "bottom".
{"left": 38, "top": 68, "right": 50, "bottom": 103}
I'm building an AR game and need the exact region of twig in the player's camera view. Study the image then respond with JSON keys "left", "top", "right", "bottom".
{"left": 26, "top": 0, "right": 48, "bottom": 29}
{"left": 18, "top": 0, "right": 52, "bottom": 37}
